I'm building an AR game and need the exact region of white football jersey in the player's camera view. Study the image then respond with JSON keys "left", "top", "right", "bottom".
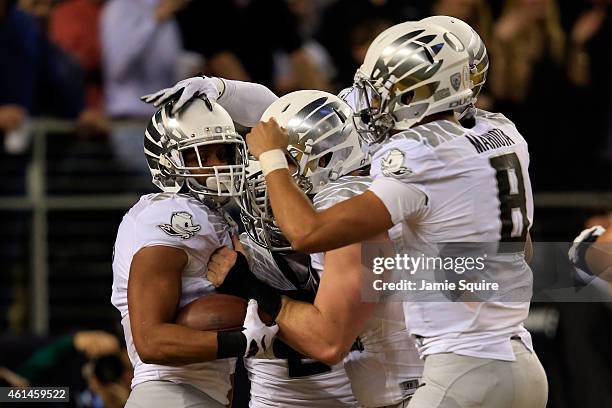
{"left": 111, "top": 193, "right": 235, "bottom": 405}
{"left": 368, "top": 111, "right": 535, "bottom": 361}
{"left": 239, "top": 234, "right": 359, "bottom": 408}
{"left": 312, "top": 176, "right": 424, "bottom": 408}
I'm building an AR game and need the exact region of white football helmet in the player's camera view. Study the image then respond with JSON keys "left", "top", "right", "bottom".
{"left": 420, "top": 15, "right": 489, "bottom": 120}
{"left": 144, "top": 98, "right": 247, "bottom": 205}
{"left": 263, "top": 90, "right": 367, "bottom": 193}
{"left": 240, "top": 90, "right": 369, "bottom": 251}
{"left": 352, "top": 21, "right": 473, "bottom": 144}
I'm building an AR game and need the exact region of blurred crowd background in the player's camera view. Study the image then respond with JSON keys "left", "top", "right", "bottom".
{"left": 0, "top": 0, "right": 611, "bottom": 407}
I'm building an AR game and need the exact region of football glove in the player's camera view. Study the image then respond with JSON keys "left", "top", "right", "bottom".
{"left": 141, "top": 76, "right": 223, "bottom": 115}
{"left": 216, "top": 299, "right": 278, "bottom": 359}
{"left": 568, "top": 225, "right": 606, "bottom": 275}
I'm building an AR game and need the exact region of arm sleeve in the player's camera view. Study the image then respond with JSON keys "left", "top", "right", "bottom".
{"left": 217, "top": 79, "right": 279, "bottom": 127}
{"left": 368, "top": 178, "right": 428, "bottom": 225}
{"left": 176, "top": 1, "right": 233, "bottom": 57}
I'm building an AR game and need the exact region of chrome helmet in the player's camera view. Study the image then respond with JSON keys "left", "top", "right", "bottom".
{"left": 240, "top": 90, "right": 368, "bottom": 251}
{"left": 144, "top": 98, "right": 247, "bottom": 205}
{"left": 352, "top": 21, "right": 472, "bottom": 144}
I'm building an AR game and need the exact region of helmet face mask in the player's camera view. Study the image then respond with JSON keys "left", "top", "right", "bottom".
{"left": 239, "top": 160, "right": 294, "bottom": 252}
{"left": 173, "top": 136, "right": 247, "bottom": 198}
{"left": 145, "top": 98, "right": 247, "bottom": 206}
{"left": 351, "top": 75, "right": 395, "bottom": 144}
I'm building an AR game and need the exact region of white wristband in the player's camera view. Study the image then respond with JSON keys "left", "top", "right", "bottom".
{"left": 259, "top": 149, "right": 289, "bottom": 176}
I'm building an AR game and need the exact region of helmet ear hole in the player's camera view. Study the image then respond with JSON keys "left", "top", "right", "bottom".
{"left": 318, "top": 152, "right": 334, "bottom": 168}
{"left": 401, "top": 91, "right": 414, "bottom": 106}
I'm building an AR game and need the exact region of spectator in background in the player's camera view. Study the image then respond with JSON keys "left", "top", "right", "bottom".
{"left": 49, "top": 0, "right": 109, "bottom": 137}
{"left": 0, "top": 0, "right": 85, "bottom": 154}
{"left": 0, "top": 0, "right": 40, "bottom": 147}
{"left": 17, "top": 0, "right": 86, "bottom": 120}
{"left": 80, "top": 353, "right": 132, "bottom": 408}
{"left": 491, "top": 0, "right": 566, "bottom": 106}
{"left": 17, "top": 0, "right": 52, "bottom": 21}
{"left": 177, "top": 0, "right": 331, "bottom": 94}
{"left": 567, "top": 0, "right": 612, "bottom": 160}
{"left": 1, "top": 330, "right": 129, "bottom": 408}
{"left": 1, "top": 331, "right": 120, "bottom": 382}
{"left": 431, "top": 0, "right": 495, "bottom": 110}
{"left": 0, "top": 105, "right": 26, "bottom": 140}
{"left": 431, "top": 0, "right": 493, "bottom": 39}
{"left": 275, "top": 0, "right": 336, "bottom": 94}
{"left": 101, "top": 0, "right": 183, "bottom": 118}
{"left": 349, "top": 18, "right": 392, "bottom": 73}
{"left": 316, "top": 0, "right": 425, "bottom": 88}
{"left": 101, "top": 0, "right": 183, "bottom": 176}
{"left": 490, "top": 0, "right": 569, "bottom": 188}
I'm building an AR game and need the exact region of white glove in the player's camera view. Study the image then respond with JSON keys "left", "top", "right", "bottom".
{"left": 568, "top": 225, "right": 606, "bottom": 273}
{"left": 242, "top": 299, "right": 278, "bottom": 358}
{"left": 141, "top": 76, "right": 223, "bottom": 115}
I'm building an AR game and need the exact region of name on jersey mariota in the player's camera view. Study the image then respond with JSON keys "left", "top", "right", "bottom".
{"left": 465, "top": 128, "right": 516, "bottom": 154}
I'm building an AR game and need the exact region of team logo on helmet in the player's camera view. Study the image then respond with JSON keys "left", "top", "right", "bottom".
{"left": 381, "top": 149, "right": 412, "bottom": 177}
{"left": 450, "top": 73, "right": 462, "bottom": 91}
{"left": 158, "top": 212, "right": 201, "bottom": 239}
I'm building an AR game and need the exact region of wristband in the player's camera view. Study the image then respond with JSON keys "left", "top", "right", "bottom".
{"left": 216, "top": 252, "right": 251, "bottom": 299}
{"left": 217, "top": 330, "right": 246, "bottom": 359}
{"left": 259, "top": 149, "right": 288, "bottom": 176}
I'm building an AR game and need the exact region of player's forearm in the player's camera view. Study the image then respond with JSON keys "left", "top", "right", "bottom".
{"left": 276, "top": 297, "right": 353, "bottom": 365}
{"left": 135, "top": 323, "right": 219, "bottom": 365}
{"left": 265, "top": 170, "right": 360, "bottom": 253}
{"left": 266, "top": 171, "right": 392, "bottom": 252}
{"left": 265, "top": 169, "right": 322, "bottom": 250}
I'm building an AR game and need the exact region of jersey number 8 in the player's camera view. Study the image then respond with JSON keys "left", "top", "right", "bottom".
{"left": 490, "top": 153, "right": 529, "bottom": 247}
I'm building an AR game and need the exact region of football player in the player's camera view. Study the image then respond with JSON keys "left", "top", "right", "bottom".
{"left": 144, "top": 79, "right": 365, "bottom": 408}
{"left": 420, "top": 15, "right": 534, "bottom": 265}
{"left": 243, "top": 20, "right": 548, "bottom": 408}
{"left": 208, "top": 90, "right": 424, "bottom": 408}
{"left": 111, "top": 99, "right": 276, "bottom": 408}
{"left": 228, "top": 90, "right": 365, "bottom": 408}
